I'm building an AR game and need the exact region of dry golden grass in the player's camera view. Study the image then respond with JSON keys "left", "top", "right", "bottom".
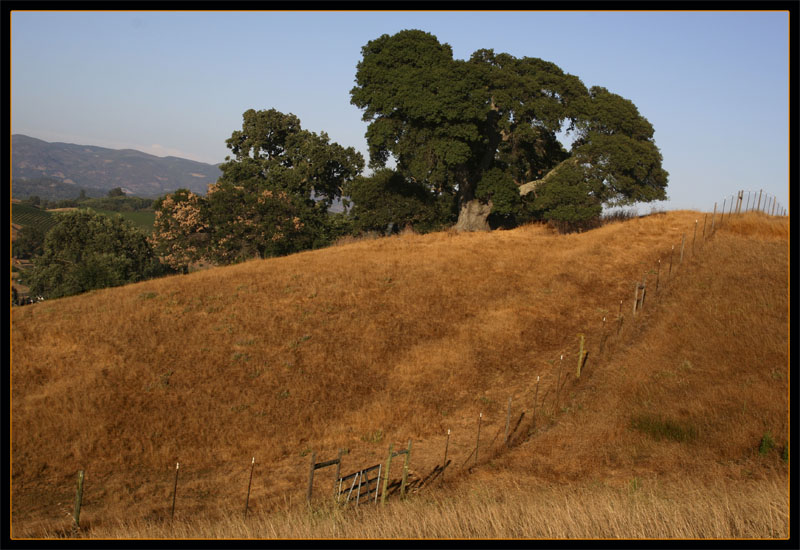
{"left": 10, "top": 210, "right": 789, "bottom": 539}
{"left": 28, "top": 477, "right": 787, "bottom": 540}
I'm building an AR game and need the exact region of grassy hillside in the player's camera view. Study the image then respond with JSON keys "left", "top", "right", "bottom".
{"left": 9, "top": 210, "right": 789, "bottom": 539}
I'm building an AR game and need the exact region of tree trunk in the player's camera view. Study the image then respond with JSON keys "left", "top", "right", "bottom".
{"left": 454, "top": 199, "right": 492, "bottom": 232}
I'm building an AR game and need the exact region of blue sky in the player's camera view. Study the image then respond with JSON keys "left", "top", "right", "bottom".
{"left": 11, "top": 10, "right": 790, "bottom": 213}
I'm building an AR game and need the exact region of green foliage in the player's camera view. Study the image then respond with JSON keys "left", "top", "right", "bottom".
{"left": 630, "top": 414, "right": 698, "bottom": 443}
{"left": 476, "top": 168, "right": 529, "bottom": 228}
{"left": 528, "top": 162, "right": 603, "bottom": 232}
{"left": 350, "top": 30, "right": 668, "bottom": 231}
{"left": 11, "top": 203, "right": 59, "bottom": 234}
{"left": 345, "top": 168, "right": 453, "bottom": 234}
{"left": 12, "top": 223, "right": 47, "bottom": 259}
{"left": 150, "top": 109, "right": 365, "bottom": 268}
{"left": 150, "top": 188, "right": 209, "bottom": 272}
{"left": 759, "top": 432, "right": 775, "bottom": 456}
{"left": 25, "top": 210, "right": 172, "bottom": 299}
{"left": 107, "top": 187, "right": 125, "bottom": 197}
{"left": 79, "top": 195, "right": 155, "bottom": 212}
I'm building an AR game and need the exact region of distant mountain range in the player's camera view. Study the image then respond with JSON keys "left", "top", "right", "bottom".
{"left": 11, "top": 134, "right": 222, "bottom": 199}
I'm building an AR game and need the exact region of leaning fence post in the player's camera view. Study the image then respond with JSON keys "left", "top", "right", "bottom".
{"left": 757, "top": 189, "right": 763, "bottom": 212}
{"left": 555, "top": 355, "right": 564, "bottom": 413}
{"left": 441, "top": 429, "right": 450, "bottom": 486}
{"left": 632, "top": 281, "right": 639, "bottom": 316}
{"left": 245, "top": 456, "right": 255, "bottom": 518}
{"left": 655, "top": 259, "right": 661, "bottom": 294}
{"left": 711, "top": 203, "right": 717, "bottom": 234}
{"left": 721, "top": 198, "right": 726, "bottom": 224}
{"left": 679, "top": 233, "right": 686, "bottom": 265}
{"left": 171, "top": 462, "right": 179, "bottom": 521}
{"left": 73, "top": 470, "right": 85, "bottom": 530}
{"left": 577, "top": 334, "right": 587, "bottom": 378}
{"left": 381, "top": 443, "right": 393, "bottom": 506}
{"left": 692, "top": 220, "right": 698, "bottom": 256}
{"left": 306, "top": 451, "right": 316, "bottom": 505}
{"left": 701, "top": 214, "right": 707, "bottom": 245}
{"left": 400, "top": 439, "right": 412, "bottom": 499}
{"left": 475, "top": 413, "right": 482, "bottom": 467}
{"left": 532, "top": 376, "right": 540, "bottom": 432}
{"left": 504, "top": 397, "right": 512, "bottom": 446}
{"left": 668, "top": 245, "right": 674, "bottom": 282}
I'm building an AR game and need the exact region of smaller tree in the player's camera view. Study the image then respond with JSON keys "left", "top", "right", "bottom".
{"left": 27, "top": 210, "right": 171, "bottom": 299}
{"left": 345, "top": 168, "right": 453, "bottom": 234}
{"left": 150, "top": 189, "right": 209, "bottom": 273}
{"left": 107, "top": 187, "right": 125, "bottom": 197}
{"left": 12, "top": 224, "right": 47, "bottom": 259}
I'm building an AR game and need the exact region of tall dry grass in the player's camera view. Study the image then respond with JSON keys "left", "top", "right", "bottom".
{"left": 10, "top": 210, "right": 789, "bottom": 539}
{"left": 26, "top": 477, "right": 788, "bottom": 540}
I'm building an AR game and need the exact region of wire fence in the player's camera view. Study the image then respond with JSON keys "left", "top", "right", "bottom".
{"left": 58, "top": 189, "right": 787, "bottom": 531}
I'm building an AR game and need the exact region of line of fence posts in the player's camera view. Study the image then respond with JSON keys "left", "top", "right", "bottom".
{"left": 298, "top": 190, "right": 783, "bottom": 514}
{"left": 68, "top": 191, "right": 786, "bottom": 525}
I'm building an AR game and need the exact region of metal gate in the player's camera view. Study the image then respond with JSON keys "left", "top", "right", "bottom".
{"left": 337, "top": 464, "right": 382, "bottom": 506}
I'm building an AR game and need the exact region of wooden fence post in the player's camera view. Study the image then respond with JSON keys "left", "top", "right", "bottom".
{"left": 245, "top": 457, "right": 255, "bottom": 518}
{"left": 475, "top": 413, "right": 482, "bottom": 467}
{"left": 441, "top": 429, "right": 450, "bottom": 486}
{"left": 532, "top": 376, "right": 540, "bottom": 430}
{"left": 381, "top": 443, "right": 393, "bottom": 506}
{"left": 721, "top": 198, "right": 726, "bottom": 224}
{"left": 640, "top": 275, "right": 647, "bottom": 311}
{"left": 171, "top": 462, "right": 179, "bottom": 521}
{"left": 555, "top": 355, "right": 564, "bottom": 413}
{"left": 504, "top": 397, "right": 512, "bottom": 446}
{"left": 73, "top": 470, "right": 85, "bottom": 530}
{"left": 711, "top": 203, "right": 717, "bottom": 234}
{"left": 701, "top": 214, "right": 707, "bottom": 245}
{"left": 577, "top": 334, "right": 587, "bottom": 378}
{"left": 757, "top": 189, "right": 763, "bottom": 212}
{"left": 668, "top": 245, "right": 674, "bottom": 282}
{"left": 306, "top": 451, "right": 316, "bottom": 505}
{"left": 632, "top": 281, "right": 639, "bottom": 316}
{"left": 400, "top": 439, "right": 412, "bottom": 499}
{"left": 679, "top": 233, "right": 686, "bottom": 265}
{"left": 655, "top": 259, "right": 661, "bottom": 294}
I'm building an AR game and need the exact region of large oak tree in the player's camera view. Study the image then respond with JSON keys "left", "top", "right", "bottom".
{"left": 350, "top": 30, "right": 668, "bottom": 231}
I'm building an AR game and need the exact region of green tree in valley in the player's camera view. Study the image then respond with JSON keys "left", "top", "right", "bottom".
{"left": 26, "top": 210, "right": 171, "bottom": 299}
{"left": 350, "top": 30, "right": 668, "bottom": 231}
{"left": 12, "top": 224, "right": 47, "bottom": 259}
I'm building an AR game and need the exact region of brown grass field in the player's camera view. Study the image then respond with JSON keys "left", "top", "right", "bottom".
{"left": 9, "top": 209, "right": 790, "bottom": 540}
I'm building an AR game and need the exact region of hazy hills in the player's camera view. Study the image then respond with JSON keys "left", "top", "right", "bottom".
{"left": 11, "top": 134, "right": 222, "bottom": 199}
